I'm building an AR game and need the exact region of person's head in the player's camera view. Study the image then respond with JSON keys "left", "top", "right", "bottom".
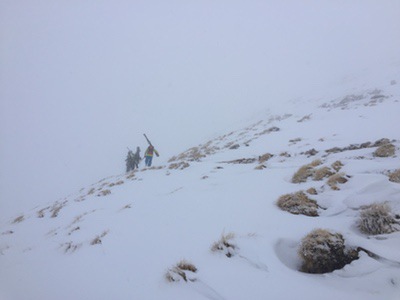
{"left": 136, "top": 147, "right": 140, "bottom": 152}
{"left": 149, "top": 145, "right": 154, "bottom": 150}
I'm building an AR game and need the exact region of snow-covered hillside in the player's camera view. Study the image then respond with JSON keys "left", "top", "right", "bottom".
{"left": 1, "top": 76, "right": 400, "bottom": 300}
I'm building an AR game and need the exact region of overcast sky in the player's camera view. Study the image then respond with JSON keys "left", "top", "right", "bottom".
{"left": 1, "top": 0, "right": 400, "bottom": 221}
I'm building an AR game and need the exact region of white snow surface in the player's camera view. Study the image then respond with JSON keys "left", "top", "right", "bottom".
{"left": 1, "top": 75, "right": 400, "bottom": 300}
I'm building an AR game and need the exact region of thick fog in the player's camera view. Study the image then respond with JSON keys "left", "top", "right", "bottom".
{"left": 1, "top": 0, "right": 399, "bottom": 220}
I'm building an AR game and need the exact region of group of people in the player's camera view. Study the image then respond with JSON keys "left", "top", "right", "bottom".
{"left": 126, "top": 144, "right": 159, "bottom": 172}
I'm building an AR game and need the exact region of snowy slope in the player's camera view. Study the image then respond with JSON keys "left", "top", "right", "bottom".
{"left": 1, "top": 76, "right": 400, "bottom": 300}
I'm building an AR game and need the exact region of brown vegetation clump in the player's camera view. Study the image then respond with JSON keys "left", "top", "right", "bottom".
{"left": 51, "top": 201, "right": 67, "bottom": 218}
{"left": 98, "top": 189, "right": 111, "bottom": 197}
{"left": 12, "top": 215, "right": 25, "bottom": 224}
{"left": 165, "top": 260, "right": 198, "bottom": 282}
{"left": 389, "top": 169, "right": 400, "bottom": 183}
{"left": 298, "top": 229, "right": 359, "bottom": 274}
{"left": 259, "top": 153, "right": 273, "bottom": 163}
{"left": 306, "top": 187, "right": 318, "bottom": 195}
{"left": 327, "top": 173, "right": 348, "bottom": 190}
{"left": 292, "top": 165, "right": 314, "bottom": 183}
{"left": 313, "top": 166, "right": 334, "bottom": 181}
{"left": 211, "top": 232, "right": 237, "bottom": 257}
{"left": 280, "top": 152, "right": 291, "bottom": 157}
{"left": 291, "top": 160, "right": 322, "bottom": 183}
{"left": 169, "top": 146, "right": 207, "bottom": 163}
{"left": 373, "top": 143, "right": 396, "bottom": 157}
{"left": 276, "top": 191, "right": 319, "bottom": 217}
{"left": 91, "top": 230, "right": 109, "bottom": 245}
{"left": 331, "top": 160, "right": 344, "bottom": 172}
{"left": 126, "top": 172, "right": 136, "bottom": 179}
{"left": 255, "top": 164, "right": 267, "bottom": 170}
{"left": 309, "top": 159, "right": 322, "bottom": 167}
{"left": 108, "top": 180, "right": 124, "bottom": 187}
{"left": 358, "top": 203, "right": 400, "bottom": 235}
{"left": 62, "top": 241, "right": 82, "bottom": 254}
{"left": 169, "top": 161, "right": 190, "bottom": 170}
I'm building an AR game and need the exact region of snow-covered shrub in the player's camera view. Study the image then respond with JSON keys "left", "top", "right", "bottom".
{"left": 358, "top": 203, "right": 400, "bottom": 235}
{"left": 388, "top": 169, "right": 400, "bottom": 183}
{"left": 165, "top": 260, "right": 198, "bottom": 282}
{"left": 276, "top": 191, "right": 319, "bottom": 217}
{"left": 331, "top": 160, "right": 343, "bottom": 172}
{"left": 313, "top": 166, "right": 334, "bottom": 181}
{"left": 327, "top": 173, "right": 348, "bottom": 190}
{"left": 298, "top": 229, "right": 359, "bottom": 274}
{"left": 211, "top": 232, "right": 237, "bottom": 257}
{"left": 373, "top": 143, "right": 395, "bottom": 157}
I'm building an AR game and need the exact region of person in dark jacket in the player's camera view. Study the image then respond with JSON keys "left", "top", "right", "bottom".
{"left": 125, "top": 150, "right": 135, "bottom": 172}
{"left": 133, "top": 147, "right": 141, "bottom": 169}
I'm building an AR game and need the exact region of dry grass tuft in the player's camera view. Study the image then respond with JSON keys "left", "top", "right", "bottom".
{"left": 292, "top": 165, "right": 314, "bottom": 183}
{"left": 255, "top": 164, "right": 267, "bottom": 170}
{"left": 306, "top": 187, "right": 318, "bottom": 195}
{"left": 298, "top": 229, "right": 359, "bottom": 274}
{"left": 91, "top": 230, "right": 109, "bottom": 245}
{"left": 327, "top": 173, "right": 348, "bottom": 190}
{"left": 331, "top": 160, "right": 344, "bottom": 172}
{"left": 108, "top": 180, "right": 124, "bottom": 187}
{"left": 309, "top": 159, "right": 322, "bottom": 167}
{"left": 50, "top": 201, "right": 66, "bottom": 218}
{"left": 61, "top": 241, "right": 82, "bottom": 254}
{"left": 280, "top": 152, "right": 291, "bottom": 157}
{"left": 388, "top": 169, "right": 400, "bottom": 183}
{"left": 12, "top": 215, "right": 25, "bottom": 224}
{"left": 37, "top": 207, "right": 50, "bottom": 218}
{"left": 169, "top": 161, "right": 190, "bottom": 170}
{"left": 313, "top": 166, "right": 334, "bottom": 181}
{"left": 259, "top": 153, "right": 273, "bottom": 163}
{"left": 373, "top": 143, "right": 396, "bottom": 157}
{"left": 276, "top": 191, "right": 319, "bottom": 217}
{"left": 211, "top": 232, "right": 237, "bottom": 257}
{"left": 165, "top": 260, "right": 198, "bottom": 282}
{"left": 292, "top": 160, "right": 323, "bottom": 183}
{"left": 358, "top": 203, "right": 400, "bottom": 235}
{"left": 98, "top": 189, "right": 111, "bottom": 197}
{"left": 297, "top": 114, "right": 312, "bottom": 122}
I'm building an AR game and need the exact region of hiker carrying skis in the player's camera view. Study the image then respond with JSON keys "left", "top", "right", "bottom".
{"left": 144, "top": 145, "right": 159, "bottom": 167}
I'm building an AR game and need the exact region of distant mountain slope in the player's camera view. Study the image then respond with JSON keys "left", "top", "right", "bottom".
{"left": 1, "top": 78, "right": 400, "bottom": 300}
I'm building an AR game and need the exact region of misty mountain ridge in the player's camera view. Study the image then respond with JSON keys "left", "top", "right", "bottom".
{"left": 1, "top": 77, "right": 400, "bottom": 300}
